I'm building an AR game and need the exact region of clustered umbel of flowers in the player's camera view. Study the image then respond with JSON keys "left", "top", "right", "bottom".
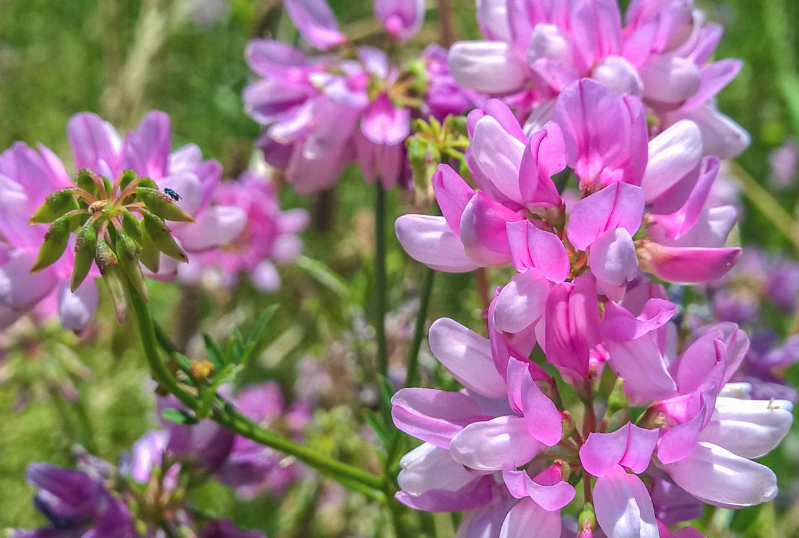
{"left": 387, "top": 1, "right": 794, "bottom": 536}
{"left": 0, "top": 111, "right": 300, "bottom": 333}
{"left": 11, "top": 382, "right": 307, "bottom": 538}
{"left": 242, "top": 0, "right": 483, "bottom": 193}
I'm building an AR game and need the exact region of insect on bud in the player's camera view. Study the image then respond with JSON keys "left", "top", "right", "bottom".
{"left": 135, "top": 188, "right": 195, "bottom": 223}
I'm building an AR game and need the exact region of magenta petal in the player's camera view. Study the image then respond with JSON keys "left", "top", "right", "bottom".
{"left": 640, "top": 244, "right": 742, "bottom": 284}
{"left": 398, "top": 443, "right": 482, "bottom": 496}
{"left": 506, "top": 221, "right": 569, "bottom": 282}
{"left": 594, "top": 465, "right": 659, "bottom": 538}
{"left": 448, "top": 41, "right": 529, "bottom": 94}
{"left": 397, "top": 475, "right": 494, "bottom": 513}
{"left": 601, "top": 299, "right": 676, "bottom": 342}
{"left": 518, "top": 128, "right": 563, "bottom": 208}
{"left": 432, "top": 164, "right": 475, "bottom": 236}
{"left": 681, "top": 59, "right": 742, "bottom": 112}
{"left": 620, "top": 424, "right": 660, "bottom": 473}
{"left": 284, "top": 0, "right": 346, "bottom": 50}
{"left": 499, "top": 498, "right": 562, "bottom": 538}
{"left": 374, "top": 0, "right": 425, "bottom": 42}
{"left": 493, "top": 269, "right": 550, "bottom": 333}
{"left": 428, "top": 318, "right": 507, "bottom": 398}
{"left": 589, "top": 228, "right": 639, "bottom": 286}
{"left": 521, "top": 374, "right": 562, "bottom": 446}
{"left": 451, "top": 415, "right": 541, "bottom": 471}
{"left": 67, "top": 112, "right": 122, "bottom": 174}
{"left": 129, "top": 111, "right": 172, "bottom": 178}
{"left": 662, "top": 442, "right": 777, "bottom": 509}
{"left": 470, "top": 116, "right": 526, "bottom": 203}
{"left": 544, "top": 276, "right": 601, "bottom": 381}
{"left": 579, "top": 426, "right": 629, "bottom": 477}
{"left": 177, "top": 206, "right": 247, "bottom": 253}
{"left": 245, "top": 39, "right": 309, "bottom": 79}
{"left": 360, "top": 94, "right": 411, "bottom": 145}
{"left": 652, "top": 157, "right": 720, "bottom": 240}
{"left": 640, "top": 120, "right": 704, "bottom": 203}
{"left": 395, "top": 215, "right": 479, "bottom": 272}
{"left": 459, "top": 194, "right": 517, "bottom": 266}
{"left": 658, "top": 397, "right": 708, "bottom": 465}
{"left": 604, "top": 334, "right": 677, "bottom": 403}
{"left": 391, "top": 388, "right": 487, "bottom": 449}
{"left": 57, "top": 280, "right": 99, "bottom": 332}
{"left": 567, "top": 182, "right": 646, "bottom": 251}
{"left": 639, "top": 55, "right": 701, "bottom": 104}
{"left": 0, "top": 251, "right": 59, "bottom": 309}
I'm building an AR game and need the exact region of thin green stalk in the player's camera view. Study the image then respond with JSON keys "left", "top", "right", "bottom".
{"left": 374, "top": 183, "right": 389, "bottom": 381}
{"left": 404, "top": 268, "right": 435, "bottom": 389}
{"left": 128, "top": 282, "right": 387, "bottom": 498}
{"left": 731, "top": 161, "right": 799, "bottom": 254}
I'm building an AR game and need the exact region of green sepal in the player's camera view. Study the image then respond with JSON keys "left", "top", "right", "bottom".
{"left": 137, "top": 228, "right": 161, "bottom": 273}
{"left": 135, "top": 188, "right": 195, "bottom": 223}
{"left": 119, "top": 169, "right": 138, "bottom": 192}
{"left": 141, "top": 210, "right": 188, "bottom": 263}
{"left": 116, "top": 230, "right": 148, "bottom": 302}
{"left": 29, "top": 189, "right": 80, "bottom": 224}
{"left": 76, "top": 169, "right": 98, "bottom": 196}
{"left": 121, "top": 211, "right": 142, "bottom": 243}
{"left": 30, "top": 215, "right": 71, "bottom": 273}
{"left": 136, "top": 176, "right": 159, "bottom": 190}
{"left": 70, "top": 220, "right": 98, "bottom": 292}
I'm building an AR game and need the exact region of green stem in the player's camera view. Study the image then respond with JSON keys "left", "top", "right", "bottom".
{"left": 128, "top": 282, "right": 386, "bottom": 498}
{"left": 404, "top": 268, "right": 435, "bottom": 389}
{"left": 374, "top": 183, "right": 389, "bottom": 381}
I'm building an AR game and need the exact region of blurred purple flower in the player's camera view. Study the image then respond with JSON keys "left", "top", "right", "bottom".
{"left": 768, "top": 137, "right": 798, "bottom": 190}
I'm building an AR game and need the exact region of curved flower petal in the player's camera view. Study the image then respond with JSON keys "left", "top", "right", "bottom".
{"left": 499, "top": 498, "right": 561, "bottom": 538}
{"left": 450, "top": 415, "right": 541, "bottom": 471}
{"left": 493, "top": 269, "right": 551, "bottom": 333}
{"left": 391, "top": 388, "right": 487, "bottom": 449}
{"left": 428, "top": 317, "right": 507, "bottom": 398}
{"left": 448, "top": 41, "right": 529, "bottom": 94}
{"left": 57, "top": 280, "right": 99, "bottom": 333}
{"left": 662, "top": 442, "right": 778, "bottom": 508}
{"left": 395, "top": 215, "right": 479, "bottom": 272}
{"left": 284, "top": 0, "right": 346, "bottom": 50}
{"left": 594, "top": 465, "right": 659, "bottom": 538}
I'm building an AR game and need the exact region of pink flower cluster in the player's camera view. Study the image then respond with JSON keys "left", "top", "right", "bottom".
{"left": 389, "top": 3, "right": 791, "bottom": 536}
{"left": 449, "top": 0, "right": 749, "bottom": 160}
{"left": 0, "top": 111, "right": 303, "bottom": 332}
{"left": 0, "top": 111, "right": 240, "bottom": 332}
{"left": 178, "top": 170, "right": 309, "bottom": 292}
{"left": 243, "top": 0, "right": 478, "bottom": 193}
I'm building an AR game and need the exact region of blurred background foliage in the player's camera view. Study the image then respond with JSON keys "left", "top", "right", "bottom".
{"left": 0, "top": 0, "right": 798, "bottom": 534}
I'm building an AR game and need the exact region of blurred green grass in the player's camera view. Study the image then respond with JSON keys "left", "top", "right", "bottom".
{"left": 0, "top": 0, "right": 798, "bottom": 534}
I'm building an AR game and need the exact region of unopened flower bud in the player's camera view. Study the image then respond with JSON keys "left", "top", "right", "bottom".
{"left": 607, "top": 377, "right": 627, "bottom": 414}
{"left": 29, "top": 189, "right": 80, "bottom": 224}
{"left": 578, "top": 503, "right": 596, "bottom": 537}
{"left": 121, "top": 211, "right": 143, "bottom": 243}
{"left": 141, "top": 210, "right": 188, "bottom": 263}
{"left": 135, "top": 188, "right": 195, "bottom": 223}
{"left": 70, "top": 220, "right": 98, "bottom": 292}
{"left": 30, "top": 215, "right": 71, "bottom": 273}
{"left": 116, "top": 230, "right": 149, "bottom": 302}
{"left": 191, "top": 359, "right": 215, "bottom": 380}
{"left": 102, "top": 262, "right": 129, "bottom": 323}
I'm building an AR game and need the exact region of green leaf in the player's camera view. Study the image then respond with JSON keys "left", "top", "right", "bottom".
{"left": 365, "top": 410, "right": 392, "bottom": 448}
{"left": 296, "top": 256, "right": 352, "bottom": 299}
{"left": 779, "top": 72, "right": 799, "bottom": 138}
{"left": 202, "top": 333, "right": 225, "bottom": 371}
{"left": 162, "top": 408, "right": 197, "bottom": 425}
{"left": 248, "top": 305, "right": 278, "bottom": 347}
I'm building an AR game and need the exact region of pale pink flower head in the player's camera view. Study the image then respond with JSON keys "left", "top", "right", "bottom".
{"left": 447, "top": 0, "right": 749, "bottom": 158}
{"left": 178, "top": 170, "right": 309, "bottom": 292}
{"left": 0, "top": 111, "right": 243, "bottom": 331}
{"left": 396, "top": 80, "right": 741, "bottom": 348}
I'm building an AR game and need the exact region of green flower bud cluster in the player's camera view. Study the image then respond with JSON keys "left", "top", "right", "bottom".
{"left": 407, "top": 115, "right": 469, "bottom": 206}
{"left": 29, "top": 168, "right": 195, "bottom": 321}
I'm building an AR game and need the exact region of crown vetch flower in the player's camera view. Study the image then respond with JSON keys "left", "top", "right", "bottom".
{"left": 448, "top": 0, "right": 749, "bottom": 158}
{"left": 396, "top": 81, "right": 741, "bottom": 333}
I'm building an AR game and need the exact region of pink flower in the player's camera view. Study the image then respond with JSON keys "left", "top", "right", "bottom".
{"left": 447, "top": 0, "right": 749, "bottom": 157}
{"left": 392, "top": 316, "right": 574, "bottom": 536}
{"left": 374, "top": 0, "right": 426, "bottom": 43}
{"left": 178, "top": 170, "right": 308, "bottom": 292}
{"left": 0, "top": 111, "right": 242, "bottom": 331}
